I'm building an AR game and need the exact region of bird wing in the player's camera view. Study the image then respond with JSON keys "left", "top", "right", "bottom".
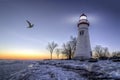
{"left": 26, "top": 20, "right": 32, "bottom": 26}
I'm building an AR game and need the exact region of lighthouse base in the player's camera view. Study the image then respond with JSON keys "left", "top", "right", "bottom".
{"left": 73, "top": 55, "right": 91, "bottom": 60}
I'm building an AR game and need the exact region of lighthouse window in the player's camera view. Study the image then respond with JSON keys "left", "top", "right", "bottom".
{"left": 80, "top": 30, "right": 84, "bottom": 35}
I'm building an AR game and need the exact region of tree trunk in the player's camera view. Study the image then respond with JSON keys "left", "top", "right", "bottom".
{"left": 57, "top": 55, "right": 59, "bottom": 59}
{"left": 51, "top": 53, "right": 52, "bottom": 60}
{"left": 68, "top": 50, "right": 71, "bottom": 60}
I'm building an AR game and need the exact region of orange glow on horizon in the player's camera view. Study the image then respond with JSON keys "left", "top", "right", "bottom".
{"left": 0, "top": 50, "right": 61, "bottom": 60}
{"left": 0, "top": 53, "right": 48, "bottom": 60}
{"left": 0, "top": 50, "right": 48, "bottom": 60}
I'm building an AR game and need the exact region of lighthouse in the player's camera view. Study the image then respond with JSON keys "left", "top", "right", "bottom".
{"left": 74, "top": 14, "right": 91, "bottom": 60}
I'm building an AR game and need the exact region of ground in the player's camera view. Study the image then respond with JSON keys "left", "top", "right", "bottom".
{"left": 0, "top": 60, "right": 120, "bottom": 80}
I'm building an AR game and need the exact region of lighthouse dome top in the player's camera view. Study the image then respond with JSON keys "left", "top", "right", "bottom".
{"left": 80, "top": 13, "right": 87, "bottom": 20}
{"left": 78, "top": 13, "right": 89, "bottom": 27}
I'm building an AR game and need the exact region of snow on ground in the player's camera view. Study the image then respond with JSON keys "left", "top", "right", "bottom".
{"left": 7, "top": 60, "right": 120, "bottom": 80}
{"left": 0, "top": 60, "right": 35, "bottom": 80}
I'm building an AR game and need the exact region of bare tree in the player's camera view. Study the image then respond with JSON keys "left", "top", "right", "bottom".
{"left": 102, "top": 47, "right": 109, "bottom": 57}
{"left": 70, "top": 36, "right": 77, "bottom": 58}
{"left": 112, "top": 51, "right": 120, "bottom": 57}
{"left": 47, "top": 41, "right": 58, "bottom": 59}
{"left": 93, "top": 45, "right": 110, "bottom": 59}
{"left": 62, "top": 43, "right": 71, "bottom": 59}
{"left": 61, "top": 36, "right": 77, "bottom": 59}
{"left": 56, "top": 48, "right": 60, "bottom": 59}
{"left": 94, "top": 45, "right": 103, "bottom": 58}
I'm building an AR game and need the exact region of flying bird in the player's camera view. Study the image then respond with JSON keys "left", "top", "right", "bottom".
{"left": 26, "top": 20, "right": 34, "bottom": 28}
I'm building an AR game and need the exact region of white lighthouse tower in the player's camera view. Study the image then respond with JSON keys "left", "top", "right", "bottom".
{"left": 74, "top": 14, "right": 91, "bottom": 60}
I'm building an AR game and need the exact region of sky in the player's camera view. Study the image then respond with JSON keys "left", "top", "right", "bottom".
{"left": 0, "top": 0, "right": 120, "bottom": 60}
